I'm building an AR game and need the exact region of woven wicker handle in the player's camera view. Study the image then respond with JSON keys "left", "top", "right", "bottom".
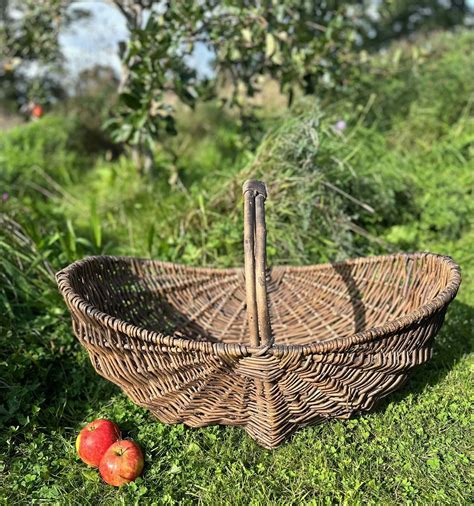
{"left": 243, "top": 180, "right": 272, "bottom": 347}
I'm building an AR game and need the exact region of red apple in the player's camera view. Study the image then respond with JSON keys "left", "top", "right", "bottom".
{"left": 99, "top": 440, "right": 144, "bottom": 486}
{"left": 76, "top": 419, "right": 121, "bottom": 467}
{"left": 31, "top": 104, "right": 43, "bottom": 118}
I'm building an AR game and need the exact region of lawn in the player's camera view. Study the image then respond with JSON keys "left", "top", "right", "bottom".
{"left": 0, "top": 31, "right": 473, "bottom": 504}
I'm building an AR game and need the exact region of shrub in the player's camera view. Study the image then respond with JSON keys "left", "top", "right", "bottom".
{"left": 0, "top": 115, "right": 90, "bottom": 192}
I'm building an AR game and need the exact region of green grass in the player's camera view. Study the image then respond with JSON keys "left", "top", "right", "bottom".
{"left": 1, "top": 30, "right": 473, "bottom": 504}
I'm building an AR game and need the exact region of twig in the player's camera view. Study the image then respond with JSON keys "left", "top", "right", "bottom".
{"left": 322, "top": 180, "right": 375, "bottom": 214}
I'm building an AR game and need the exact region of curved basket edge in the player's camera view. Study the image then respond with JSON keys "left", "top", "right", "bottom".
{"left": 56, "top": 252, "right": 461, "bottom": 358}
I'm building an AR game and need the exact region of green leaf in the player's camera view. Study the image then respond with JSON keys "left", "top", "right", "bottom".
{"left": 147, "top": 223, "right": 155, "bottom": 256}
{"left": 241, "top": 28, "right": 252, "bottom": 43}
{"left": 427, "top": 458, "right": 441, "bottom": 470}
{"left": 120, "top": 92, "right": 141, "bottom": 109}
{"left": 90, "top": 199, "right": 102, "bottom": 250}
{"left": 265, "top": 33, "right": 277, "bottom": 58}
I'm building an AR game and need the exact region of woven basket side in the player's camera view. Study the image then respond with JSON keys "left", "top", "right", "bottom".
{"left": 63, "top": 291, "right": 448, "bottom": 448}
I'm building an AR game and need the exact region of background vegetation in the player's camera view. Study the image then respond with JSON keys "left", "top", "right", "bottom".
{"left": 0, "top": 12, "right": 473, "bottom": 506}
{"left": 2, "top": 0, "right": 473, "bottom": 169}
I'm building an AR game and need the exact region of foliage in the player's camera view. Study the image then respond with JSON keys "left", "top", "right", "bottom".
{"left": 105, "top": 0, "right": 360, "bottom": 169}
{"left": 360, "top": 0, "right": 471, "bottom": 49}
{"left": 0, "top": 114, "right": 92, "bottom": 188}
{"left": 348, "top": 29, "right": 474, "bottom": 134}
{"left": 108, "top": 0, "right": 473, "bottom": 167}
{"left": 0, "top": 29, "right": 473, "bottom": 504}
{"left": 0, "top": 0, "right": 67, "bottom": 107}
{"left": 2, "top": 0, "right": 472, "bottom": 172}
{"left": 189, "top": 103, "right": 412, "bottom": 265}
{"left": 63, "top": 66, "right": 123, "bottom": 158}
{"left": 179, "top": 29, "right": 474, "bottom": 266}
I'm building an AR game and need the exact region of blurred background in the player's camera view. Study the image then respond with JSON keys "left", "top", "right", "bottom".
{"left": 1, "top": 1, "right": 473, "bottom": 503}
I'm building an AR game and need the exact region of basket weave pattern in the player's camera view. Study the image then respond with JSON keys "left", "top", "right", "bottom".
{"left": 57, "top": 181, "right": 461, "bottom": 448}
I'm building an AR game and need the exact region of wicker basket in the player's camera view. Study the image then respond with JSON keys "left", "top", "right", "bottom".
{"left": 56, "top": 180, "right": 461, "bottom": 448}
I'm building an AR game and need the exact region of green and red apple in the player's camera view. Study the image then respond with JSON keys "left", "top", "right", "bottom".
{"left": 76, "top": 419, "right": 121, "bottom": 467}
{"left": 99, "top": 440, "right": 144, "bottom": 486}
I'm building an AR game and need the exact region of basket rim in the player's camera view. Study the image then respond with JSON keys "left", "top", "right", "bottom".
{"left": 56, "top": 252, "right": 461, "bottom": 358}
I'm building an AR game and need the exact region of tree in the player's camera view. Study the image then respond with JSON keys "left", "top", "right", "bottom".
{"left": 359, "top": 0, "right": 470, "bottom": 49}
{"left": 105, "top": 1, "right": 360, "bottom": 172}
{"left": 0, "top": 0, "right": 66, "bottom": 110}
